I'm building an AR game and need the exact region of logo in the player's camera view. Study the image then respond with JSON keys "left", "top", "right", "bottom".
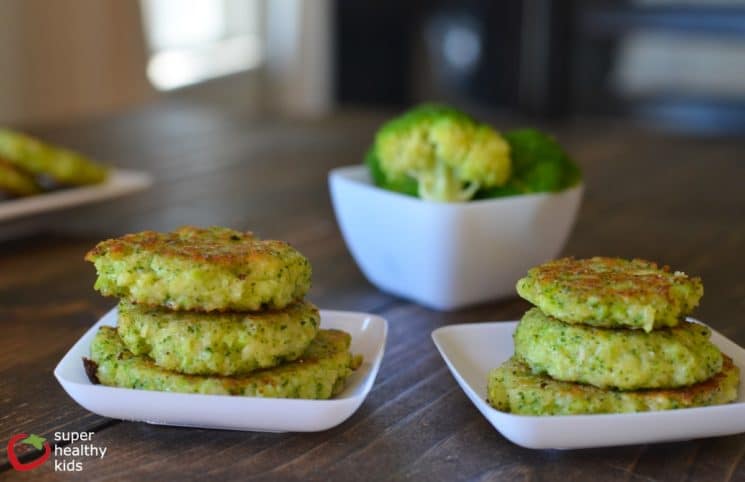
{"left": 7, "top": 433, "right": 51, "bottom": 471}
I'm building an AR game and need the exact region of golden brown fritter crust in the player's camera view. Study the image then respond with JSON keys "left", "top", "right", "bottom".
{"left": 86, "top": 226, "right": 274, "bottom": 267}
{"left": 527, "top": 257, "right": 685, "bottom": 300}
{"left": 653, "top": 356, "right": 736, "bottom": 403}
{"left": 85, "top": 226, "right": 312, "bottom": 312}
{"left": 516, "top": 257, "right": 703, "bottom": 331}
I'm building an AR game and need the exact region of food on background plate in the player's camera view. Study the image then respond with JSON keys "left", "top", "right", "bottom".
{"left": 516, "top": 257, "right": 703, "bottom": 332}
{"left": 85, "top": 226, "right": 312, "bottom": 312}
{"left": 365, "top": 103, "right": 581, "bottom": 202}
{"left": 514, "top": 307, "right": 722, "bottom": 391}
{"left": 86, "top": 327, "right": 359, "bottom": 399}
{"left": 84, "top": 226, "right": 361, "bottom": 400}
{"left": 0, "top": 129, "right": 108, "bottom": 197}
{"left": 0, "top": 159, "right": 41, "bottom": 197}
{"left": 117, "top": 299, "right": 320, "bottom": 376}
{"left": 488, "top": 256, "right": 739, "bottom": 415}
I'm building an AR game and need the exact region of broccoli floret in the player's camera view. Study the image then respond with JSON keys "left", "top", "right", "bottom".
{"left": 365, "top": 147, "right": 418, "bottom": 197}
{"left": 369, "top": 104, "right": 511, "bottom": 202}
{"left": 475, "top": 128, "right": 581, "bottom": 199}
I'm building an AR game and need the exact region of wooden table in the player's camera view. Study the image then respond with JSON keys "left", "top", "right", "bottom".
{"left": 1, "top": 103, "right": 744, "bottom": 481}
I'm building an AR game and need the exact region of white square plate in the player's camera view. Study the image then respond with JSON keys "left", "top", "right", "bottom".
{"left": 432, "top": 320, "right": 745, "bottom": 449}
{"left": 0, "top": 169, "right": 153, "bottom": 240}
{"left": 55, "top": 308, "right": 387, "bottom": 432}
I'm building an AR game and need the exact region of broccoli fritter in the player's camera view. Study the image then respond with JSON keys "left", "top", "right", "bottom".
{"left": 487, "top": 355, "right": 739, "bottom": 415}
{"left": 85, "top": 226, "right": 312, "bottom": 312}
{"left": 86, "top": 326, "right": 361, "bottom": 399}
{"left": 516, "top": 257, "right": 703, "bottom": 332}
{"left": 0, "top": 159, "right": 40, "bottom": 196}
{"left": 514, "top": 308, "right": 722, "bottom": 390}
{"left": 0, "top": 129, "right": 107, "bottom": 185}
{"left": 117, "top": 299, "right": 320, "bottom": 376}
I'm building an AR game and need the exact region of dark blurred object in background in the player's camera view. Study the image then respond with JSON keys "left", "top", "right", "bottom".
{"left": 334, "top": 0, "right": 745, "bottom": 135}
{"left": 334, "top": 0, "right": 572, "bottom": 118}
{"left": 334, "top": 2, "right": 415, "bottom": 107}
{"left": 334, "top": 1, "right": 567, "bottom": 117}
{"left": 577, "top": 2, "right": 745, "bottom": 135}
{"left": 3, "top": 0, "right": 744, "bottom": 136}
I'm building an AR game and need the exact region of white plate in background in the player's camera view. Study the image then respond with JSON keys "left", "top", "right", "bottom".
{"left": 56, "top": 308, "right": 387, "bottom": 432}
{"left": 0, "top": 168, "right": 152, "bottom": 221}
{"left": 432, "top": 320, "right": 745, "bottom": 449}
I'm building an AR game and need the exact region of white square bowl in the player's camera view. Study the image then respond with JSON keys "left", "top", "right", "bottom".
{"left": 55, "top": 308, "right": 388, "bottom": 432}
{"left": 432, "top": 320, "right": 745, "bottom": 449}
{"left": 329, "top": 165, "right": 583, "bottom": 310}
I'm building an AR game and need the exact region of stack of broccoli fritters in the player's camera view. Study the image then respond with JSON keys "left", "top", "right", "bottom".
{"left": 83, "top": 226, "right": 360, "bottom": 399}
{"left": 487, "top": 257, "right": 739, "bottom": 415}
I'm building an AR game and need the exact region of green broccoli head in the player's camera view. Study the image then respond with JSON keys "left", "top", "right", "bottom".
{"left": 370, "top": 104, "right": 511, "bottom": 202}
{"left": 475, "top": 128, "right": 581, "bottom": 198}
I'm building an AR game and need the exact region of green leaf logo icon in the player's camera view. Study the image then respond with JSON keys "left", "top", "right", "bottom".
{"left": 20, "top": 434, "right": 46, "bottom": 451}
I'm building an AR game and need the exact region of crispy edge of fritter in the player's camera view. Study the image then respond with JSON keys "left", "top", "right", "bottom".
{"left": 84, "top": 227, "right": 313, "bottom": 312}
{"left": 487, "top": 355, "right": 739, "bottom": 415}
{"left": 652, "top": 356, "right": 736, "bottom": 401}
{"left": 84, "top": 326, "right": 359, "bottom": 397}
{"left": 520, "top": 256, "right": 703, "bottom": 304}
{"left": 84, "top": 226, "right": 307, "bottom": 269}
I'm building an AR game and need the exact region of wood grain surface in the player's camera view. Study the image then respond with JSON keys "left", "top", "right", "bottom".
{"left": 1, "top": 104, "right": 744, "bottom": 481}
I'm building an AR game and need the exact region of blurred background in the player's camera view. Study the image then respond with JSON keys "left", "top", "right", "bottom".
{"left": 2, "top": 0, "right": 745, "bottom": 135}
